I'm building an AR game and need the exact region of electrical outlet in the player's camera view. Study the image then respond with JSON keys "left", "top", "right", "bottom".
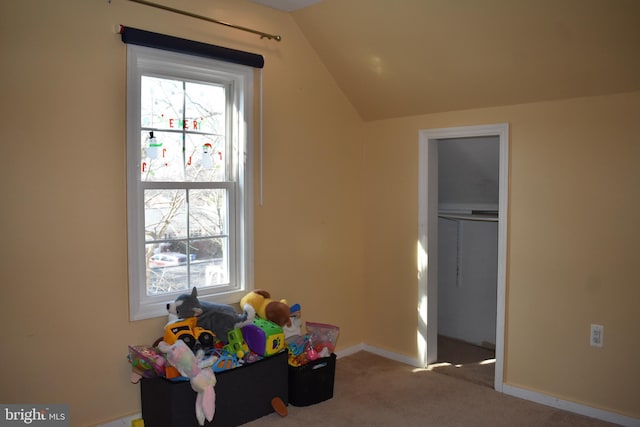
{"left": 590, "top": 324, "right": 604, "bottom": 348}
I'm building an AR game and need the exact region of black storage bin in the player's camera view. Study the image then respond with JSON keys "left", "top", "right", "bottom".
{"left": 140, "top": 350, "right": 288, "bottom": 427}
{"left": 288, "top": 353, "right": 336, "bottom": 406}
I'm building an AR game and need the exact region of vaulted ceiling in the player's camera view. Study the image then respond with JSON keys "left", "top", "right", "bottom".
{"left": 255, "top": 0, "right": 640, "bottom": 122}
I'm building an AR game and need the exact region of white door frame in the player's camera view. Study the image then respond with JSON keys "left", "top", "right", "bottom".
{"left": 418, "top": 123, "right": 509, "bottom": 392}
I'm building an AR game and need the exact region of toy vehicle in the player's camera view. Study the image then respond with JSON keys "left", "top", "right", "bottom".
{"left": 223, "top": 328, "right": 249, "bottom": 358}
{"left": 163, "top": 317, "right": 216, "bottom": 350}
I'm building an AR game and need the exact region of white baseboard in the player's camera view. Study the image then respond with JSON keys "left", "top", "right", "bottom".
{"left": 339, "top": 343, "right": 639, "bottom": 427}
{"left": 334, "top": 342, "right": 365, "bottom": 358}
{"left": 337, "top": 343, "right": 421, "bottom": 367}
{"left": 502, "top": 385, "right": 640, "bottom": 427}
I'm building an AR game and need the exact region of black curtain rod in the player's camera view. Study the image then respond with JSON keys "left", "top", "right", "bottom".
{"left": 127, "top": 0, "right": 282, "bottom": 41}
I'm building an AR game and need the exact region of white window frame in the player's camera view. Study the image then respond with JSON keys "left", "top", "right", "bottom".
{"left": 126, "top": 45, "right": 254, "bottom": 321}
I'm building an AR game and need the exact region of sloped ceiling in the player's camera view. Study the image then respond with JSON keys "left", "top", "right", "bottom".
{"left": 286, "top": 0, "right": 640, "bottom": 121}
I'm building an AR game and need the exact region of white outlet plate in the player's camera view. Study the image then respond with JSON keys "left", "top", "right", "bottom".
{"left": 590, "top": 324, "right": 603, "bottom": 348}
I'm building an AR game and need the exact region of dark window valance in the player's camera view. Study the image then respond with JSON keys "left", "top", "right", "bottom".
{"left": 120, "top": 26, "right": 264, "bottom": 69}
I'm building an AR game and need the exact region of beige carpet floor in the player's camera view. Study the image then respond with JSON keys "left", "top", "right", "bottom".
{"left": 243, "top": 350, "right": 618, "bottom": 427}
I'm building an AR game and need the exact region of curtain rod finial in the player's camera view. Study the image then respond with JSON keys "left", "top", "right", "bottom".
{"left": 262, "top": 34, "right": 282, "bottom": 42}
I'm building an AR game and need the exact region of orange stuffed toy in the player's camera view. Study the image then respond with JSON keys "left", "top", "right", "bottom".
{"left": 240, "top": 290, "right": 291, "bottom": 327}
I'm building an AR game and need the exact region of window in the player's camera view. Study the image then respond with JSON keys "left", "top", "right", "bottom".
{"left": 126, "top": 45, "right": 254, "bottom": 320}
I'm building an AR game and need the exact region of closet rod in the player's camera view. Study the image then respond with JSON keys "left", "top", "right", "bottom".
{"left": 128, "top": 0, "right": 282, "bottom": 41}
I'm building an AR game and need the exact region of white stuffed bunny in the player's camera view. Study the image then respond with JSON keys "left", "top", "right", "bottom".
{"left": 158, "top": 340, "right": 218, "bottom": 426}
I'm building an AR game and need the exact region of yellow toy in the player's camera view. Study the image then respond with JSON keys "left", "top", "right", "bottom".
{"left": 163, "top": 317, "right": 216, "bottom": 350}
{"left": 240, "top": 290, "right": 291, "bottom": 327}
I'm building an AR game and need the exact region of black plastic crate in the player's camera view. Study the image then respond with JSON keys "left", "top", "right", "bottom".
{"left": 140, "top": 350, "right": 288, "bottom": 427}
{"left": 288, "top": 353, "right": 336, "bottom": 406}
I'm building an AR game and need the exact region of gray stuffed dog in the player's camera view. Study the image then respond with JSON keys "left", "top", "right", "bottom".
{"left": 167, "top": 287, "right": 255, "bottom": 344}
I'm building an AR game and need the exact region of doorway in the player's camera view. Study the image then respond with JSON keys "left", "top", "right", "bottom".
{"left": 418, "top": 123, "right": 509, "bottom": 392}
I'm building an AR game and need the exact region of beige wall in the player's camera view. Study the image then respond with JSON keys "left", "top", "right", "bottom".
{"left": 1, "top": 0, "right": 639, "bottom": 425}
{"left": 0, "top": 1, "right": 364, "bottom": 425}
{"left": 362, "top": 92, "right": 640, "bottom": 418}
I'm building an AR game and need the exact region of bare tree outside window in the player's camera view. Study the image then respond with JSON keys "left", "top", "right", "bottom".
{"left": 140, "top": 76, "right": 229, "bottom": 295}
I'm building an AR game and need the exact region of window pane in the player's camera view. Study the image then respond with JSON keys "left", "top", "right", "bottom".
{"left": 144, "top": 238, "right": 228, "bottom": 295}
{"left": 144, "top": 189, "right": 187, "bottom": 241}
{"left": 190, "top": 237, "right": 229, "bottom": 288}
{"left": 185, "top": 134, "right": 226, "bottom": 182}
{"left": 189, "top": 189, "right": 227, "bottom": 237}
{"left": 185, "top": 81, "right": 225, "bottom": 135}
{"left": 146, "top": 242, "right": 190, "bottom": 295}
{"left": 141, "top": 76, "right": 184, "bottom": 130}
{"left": 141, "top": 131, "right": 185, "bottom": 182}
{"left": 143, "top": 189, "right": 228, "bottom": 296}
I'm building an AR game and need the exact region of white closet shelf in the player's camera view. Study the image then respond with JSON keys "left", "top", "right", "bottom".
{"left": 438, "top": 212, "right": 498, "bottom": 222}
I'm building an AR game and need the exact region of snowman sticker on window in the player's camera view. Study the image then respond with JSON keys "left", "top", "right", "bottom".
{"left": 202, "top": 142, "right": 213, "bottom": 169}
{"left": 146, "top": 131, "right": 162, "bottom": 160}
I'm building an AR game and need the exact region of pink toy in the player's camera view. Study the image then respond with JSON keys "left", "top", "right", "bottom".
{"left": 306, "top": 322, "right": 340, "bottom": 356}
{"left": 127, "top": 345, "right": 166, "bottom": 383}
{"left": 305, "top": 336, "right": 319, "bottom": 361}
{"left": 306, "top": 347, "right": 319, "bottom": 361}
{"left": 158, "top": 340, "right": 218, "bottom": 426}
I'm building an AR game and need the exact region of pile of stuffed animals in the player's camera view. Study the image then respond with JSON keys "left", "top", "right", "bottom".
{"left": 127, "top": 287, "right": 340, "bottom": 426}
{"left": 128, "top": 287, "right": 303, "bottom": 426}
